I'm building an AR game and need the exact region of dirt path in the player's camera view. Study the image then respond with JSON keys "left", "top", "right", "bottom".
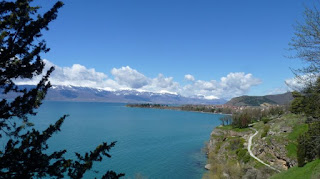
{"left": 248, "top": 128, "right": 281, "bottom": 173}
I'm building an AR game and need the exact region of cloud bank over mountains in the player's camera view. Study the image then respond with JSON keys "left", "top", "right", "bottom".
{"left": 15, "top": 60, "right": 262, "bottom": 99}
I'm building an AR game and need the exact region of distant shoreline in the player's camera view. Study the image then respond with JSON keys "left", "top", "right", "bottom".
{"left": 126, "top": 103, "right": 233, "bottom": 116}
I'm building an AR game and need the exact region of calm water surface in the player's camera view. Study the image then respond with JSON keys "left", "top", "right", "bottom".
{"left": 29, "top": 102, "right": 222, "bottom": 178}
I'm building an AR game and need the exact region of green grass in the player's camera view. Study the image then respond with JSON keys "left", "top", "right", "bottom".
{"left": 217, "top": 125, "right": 233, "bottom": 130}
{"left": 271, "top": 159, "right": 320, "bottom": 179}
{"left": 286, "top": 143, "right": 297, "bottom": 158}
{"left": 253, "top": 121, "right": 264, "bottom": 130}
{"left": 216, "top": 125, "right": 251, "bottom": 132}
{"left": 285, "top": 123, "right": 308, "bottom": 159}
{"left": 262, "top": 117, "right": 271, "bottom": 124}
{"left": 253, "top": 160, "right": 265, "bottom": 169}
{"left": 261, "top": 125, "right": 270, "bottom": 138}
{"left": 283, "top": 113, "right": 297, "bottom": 119}
{"left": 288, "top": 124, "right": 308, "bottom": 141}
{"left": 233, "top": 127, "right": 251, "bottom": 132}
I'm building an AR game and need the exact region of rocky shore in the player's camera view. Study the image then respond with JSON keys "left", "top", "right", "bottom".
{"left": 203, "top": 126, "right": 275, "bottom": 179}
{"left": 203, "top": 114, "right": 305, "bottom": 179}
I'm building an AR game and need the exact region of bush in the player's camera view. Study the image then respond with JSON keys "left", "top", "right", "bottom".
{"left": 262, "top": 117, "right": 271, "bottom": 124}
{"left": 236, "top": 148, "right": 251, "bottom": 163}
{"left": 229, "top": 138, "right": 244, "bottom": 151}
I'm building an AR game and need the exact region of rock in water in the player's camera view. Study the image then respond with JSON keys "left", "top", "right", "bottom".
{"left": 205, "top": 164, "right": 212, "bottom": 170}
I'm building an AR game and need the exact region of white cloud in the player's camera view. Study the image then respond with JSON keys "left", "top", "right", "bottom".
{"left": 203, "top": 95, "right": 219, "bottom": 100}
{"left": 181, "top": 72, "right": 261, "bottom": 99}
{"left": 143, "top": 74, "right": 180, "bottom": 93}
{"left": 15, "top": 60, "right": 262, "bottom": 99}
{"left": 111, "top": 66, "right": 149, "bottom": 89}
{"left": 285, "top": 78, "right": 302, "bottom": 91}
{"left": 184, "top": 74, "right": 195, "bottom": 81}
{"left": 267, "top": 87, "right": 290, "bottom": 95}
{"left": 219, "top": 72, "right": 262, "bottom": 96}
{"left": 285, "top": 74, "right": 318, "bottom": 91}
{"left": 267, "top": 74, "right": 320, "bottom": 95}
{"left": 15, "top": 59, "right": 121, "bottom": 90}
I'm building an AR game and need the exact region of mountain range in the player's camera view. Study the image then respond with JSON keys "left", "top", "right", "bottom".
{"left": 2, "top": 85, "right": 294, "bottom": 106}
{"left": 2, "top": 85, "right": 226, "bottom": 105}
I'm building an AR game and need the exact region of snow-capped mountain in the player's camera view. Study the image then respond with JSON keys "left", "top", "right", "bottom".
{"left": 3, "top": 85, "right": 227, "bottom": 105}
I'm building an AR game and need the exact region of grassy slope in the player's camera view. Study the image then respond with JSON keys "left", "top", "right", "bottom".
{"left": 216, "top": 125, "right": 251, "bottom": 132}
{"left": 271, "top": 159, "right": 320, "bottom": 179}
{"left": 204, "top": 124, "right": 276, "bottom": 179}
{"left": 204, "top": 113, "right": 312, "bottom": 178}
{"left": 253, "top": 114, "right": 307, "bottom": 160}
{"left": 286, "top": 123, "right": 308, "bottom": 158}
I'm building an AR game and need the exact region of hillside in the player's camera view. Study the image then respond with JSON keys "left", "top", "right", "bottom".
{"left": 271, "top": 159, "right": 320, "bottom": 179}
{"left": 204, "top": 113, "right": 307, "bottom": 179}
{"left": 226, "top": 92, "right": 293, "bottom": 106}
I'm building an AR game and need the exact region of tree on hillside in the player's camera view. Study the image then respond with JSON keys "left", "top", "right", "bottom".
{"left": 0, "top": 0, "right": 123, "bottom": 178}
{"left": 231, "top": 112, "right": 251, "bottom": 128}
{"left": 290, "top": 91, "right": 305, "bottom": 114}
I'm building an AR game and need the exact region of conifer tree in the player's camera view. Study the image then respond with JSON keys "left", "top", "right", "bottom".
{"left": 0, "top": 0, "right": 124, "bottom": 178}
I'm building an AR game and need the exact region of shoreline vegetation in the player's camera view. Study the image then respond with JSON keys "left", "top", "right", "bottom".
{"left": 126, "top": 103, "right": 287, "bottom": 129}
{"left": 126, "top": 103, "right": 232, "bottom": 115}
{"left": 126, "top": 103, "right": 286, "bottom": 115}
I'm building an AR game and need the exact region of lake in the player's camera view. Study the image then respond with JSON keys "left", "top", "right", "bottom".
{"left": 27, "top": 102, "right": 222, "bottom": 178}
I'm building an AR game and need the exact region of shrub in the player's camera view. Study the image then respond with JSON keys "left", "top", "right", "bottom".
{"left": 236, "top": 148, "right": 251, "bottom": 163}
{"left": 229, "top": 138, "right": 244, "bottom": 151}
{"left": 262, "top": 117, "right": 271, "bottom": 124}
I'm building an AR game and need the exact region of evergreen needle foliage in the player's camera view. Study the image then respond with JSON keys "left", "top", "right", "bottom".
{"left": 0, "top": 0, "right": 124, "bottom": 178}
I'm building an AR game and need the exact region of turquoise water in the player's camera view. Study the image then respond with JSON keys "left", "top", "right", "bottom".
{"left": 28, "top": 102, "right": 222, "bottom": 178}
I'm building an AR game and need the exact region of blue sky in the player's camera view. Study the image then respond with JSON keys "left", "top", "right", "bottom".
{"left": 26, "top": 0, "right": 314, "bottom": 99}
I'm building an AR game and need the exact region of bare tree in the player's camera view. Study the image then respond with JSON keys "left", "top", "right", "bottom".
{"left": 288, "top": 3, "right": 320, "bottom": 88}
